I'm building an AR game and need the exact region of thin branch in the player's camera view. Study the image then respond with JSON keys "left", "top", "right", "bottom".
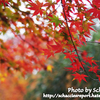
{"left": 47, "top": 3, "right": 61, "bottom": 16}
{"left": 86, "top": 41, "right": 100, "bottom": 44}
{"left": 7, "top": 3, "right": 30, "bottom": 15}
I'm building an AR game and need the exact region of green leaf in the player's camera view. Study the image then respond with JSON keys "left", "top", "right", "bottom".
{"left": 5, "top": 8, "right": 12, "bottom": 18}
{"left": 48, "top": 15, "right": 62, "bottom": 27}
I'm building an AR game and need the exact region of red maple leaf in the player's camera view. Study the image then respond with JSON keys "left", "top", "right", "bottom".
{"left": 27, "top": 1, "right": 44, "bottom": 16}
{"left": 50, "top": 41, "right": 64, "bottom": 53}
{"left": 87, "top": 4, "right": 100, "bottom": 20}
{"left": 42, "top": 48, "right": 54, "bottom": 58}
{"left": 88, "top": 66, "right": 99, "bottom": 73}
{"left": 72, "top": 73, "right": 88, "bottom": 83}
{"left": 41, "top": 45, "right": 54, "bottom": 58}
{"left": 96, "top": 75, "right": 100, "bottom": 81}
{"left": 64, "top": 52, "right": 77, "bottom": 62}
{"left": 81, "top": 50, "right": 87, "bottom": 57}
{"left": 66, "top": 65, "right": 80, "bottom": 72}
{"left": 71, "top": 58, "right": 85, "bottom": 70}
{"left": 92, "top": 0, "right": 100, "bottom": 8}
{"left": 83, "top": 56, "right": 97, "bottom": 66}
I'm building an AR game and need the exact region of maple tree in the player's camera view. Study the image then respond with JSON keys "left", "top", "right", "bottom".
{"left": 0, "top": 0, "right": 100, "bottom": 83}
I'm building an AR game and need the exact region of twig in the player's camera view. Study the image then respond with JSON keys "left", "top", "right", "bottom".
{"left": 18, "top": 35, "right": 39, "bottom": 51}
{"left": 47, "top": 3, "right": 61, "bottom": 16}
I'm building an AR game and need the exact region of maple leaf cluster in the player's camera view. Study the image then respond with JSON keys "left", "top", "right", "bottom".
{"left": 41, "top": 0, "right": 100, "bottom": 83}
{"left": 0, "top": 0, "right": 100, "bottom": 83}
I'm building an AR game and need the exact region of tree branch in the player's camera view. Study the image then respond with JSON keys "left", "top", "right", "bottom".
{"left": 61, "top": 0, "right": 99, "bottom": 81}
